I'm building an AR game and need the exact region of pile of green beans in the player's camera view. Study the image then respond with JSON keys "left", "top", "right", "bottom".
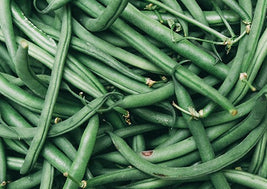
{"left": 0, "top": 0, "right": 266, "bottom": 188}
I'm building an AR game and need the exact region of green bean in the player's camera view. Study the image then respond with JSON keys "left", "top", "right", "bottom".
{"left": 146, "top": 0, "right": 227, "bottom": 42}
{"left": 100, "top": 123, "right": 231, "bottom": 165}
{"left": 30, "top": 18, "right": 151, "bottom": 85}
{"left": 77, "top": 0, "right": 239, "bottom": 115}
{"left": 41, "top": 142, "right": 72, "bottom": 174}
{"left": 258, "top": 141, "right": 267, "bottom": 178}
{"left": 0, "top": 58, "right": 12, "bottom": 75}
{"left": 161, "top": 0, "right": 188, "bottom": 36}
{"left": 93, "top": 124, "right": 161, "bottom": 155}
{"left": 0, "top": 99, "right": 73, "bottom": 174}
{"left": 132, "top": 108, "right": 187, "bottom": 128}
{"left": 255, "top": 58, "right": 267, "bottom": 90}
{"left": 11, "top": 3, "right": 108, "bottom": 95}
{"left": 231, "top": 27, "right": 267, "bottom": 104}
{"left": 155, "top": 129, "right": 191, "bottom": 149}
{"left": 223, "top": 169, "right": 267, "bottom": 189}
{"left": 162, "top": 100, "right": 267, "bottom": 168}
{"left": 86, "top": 167, "right": 149, "bottom": 187}
{"left": 20, "top": 5, "right": 72, "bottom": 174}
{"left": 203, "top": 84, "right": 267, "bottom": 126}
{"left": 6, "top": 170, "right": 42, "bottom": 189}
{"left": 248, "top": 132, "right": 267, "bottom": 174}
{"left": 210, "top": 0, "right": 236, "bottom": 38}
{"left": 116, "top": 82, "right": 174, "bottom": 108}
{"left": 40, "top": 160, "right": 54, "bottom": 189}
{"left": 220, "top": 0, "right": 251, "bottom": 24}
{"left": 0, "top": 0, "right": 17, "bottom": 69}
{"left": 8, "top": 35, "right": 103, "bottom": 98}
{"left": 6, "top": 157, "right": 42, "bottom": 172}
{"left": 77, "top": 55, "right": 151, "bottom": 94}
{"left": 0, "top": 43, "right": 14, "bottom": 73}
{"left": 180, "top": 0, "right": 209, "bottom": 25}
{"left": 228, "top": 0, "right": 267, "bottom": 103}
{"left": 35, "top": 14, "right": 161, "bottom": 73}
{"left": 108, "top": 114, "right": 267, "bottom": 180}
{"left": 207, "top": 95, "right": 266, "bottom": 154}
{"left": 3, "top": 139, "right": 28, "bottom": 155}
{"left": 52, "top": 136, "right": 78, "bottom": 161}
{"left": 108, "top": 1, "right": 230, "bottom": 79}
{"left": 9, "top": 2, "right": 139, "bottom": 118}
{"left": 14, "top": 40, "right": 47, "bottom": 98}
{"left": 134, "top": 84, "right": 265, "bottom": 127}
{"left": 11, "top": 1, "right": 57, "bottom": 54}
{"left": 78, "top": 0, "right": 128, "bottom": 32}
{"left": 76, "top": 0, "right": 228, "bottom": 79}
{"left": 142, "top": 10, "right": 240, "bottom": 27}
{"left": 63, "top": 115, "right": 99, "bottom": 189}
{"left": 0, "top": 93, "right": 120, "bottom": 139}
{"left": 0, "top": 72, "right": 80, "bottom": 117}
{"left": 0, "top": 138, "right": 6, "bottom": 188}
{"left": 45, "top": 93, "right": 122, "bottom": 137}
{"left": 115, "top": 178, "right": 179, "bottom": 189}
{"left": 173, "top": 78, "right": 230, "bottom": 189}
{"left": 132, "top": 134, "right": 146, "bottom": 152}
{"left": 201, "top": 1, "right": 250, "bottom": 117}
{"left": 33, "top": 0, "right": 72, "bottom": 13}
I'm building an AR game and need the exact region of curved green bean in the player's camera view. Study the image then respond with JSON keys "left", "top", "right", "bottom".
{"left": 108, "top": 117, "right": 267, "bottom": 180}
{"left": 220, "top": 0, "right": 251, "bottom": 24}
{"left": 20, "top": 5, "right": 72, "bottom": 174}
{"left": 14, "top": 40, "right": 47, "bottom": 98}
{"left": 161, "top": 0, "right": 188, "bottom": 36}
{"left": 34, "top": 0, "right": 72, "bottom": 13}
{"left": 79, "top": 0, "right": 128, "bottom": 32}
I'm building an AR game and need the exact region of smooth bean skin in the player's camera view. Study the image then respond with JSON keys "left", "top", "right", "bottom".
{"left": 0, "top": 72, "right": 80, "bottom": 117}
{"left": 14, "top": 40, "right": 48, "bottom": 98}
{"left": 75, "top": 0, "right": 238, "bottom": 115}
{"left": 161, "top": 0, "right": 188, "bottom": 36}
{"left": 258, "top": 143, "right": 267, "bottom": 178}
{"left": 0, "top": 98, "right": 72, "bottom": 174}
{"left": 96, "top": 118, "right": 235, "bottom": 166}
{"left": 40, "top": 160, "right": 54, "bottom": 189}
{"left": 221, "top": 0, "right": 251, "bottom": 24}
{"left": 228, "top": 0, "right": 267, "bottom": 104}
{"left": 142, "top": 10, "right": 240, "bottom": 26}
{"left": 63, "top": 115, "right": 99, "bottom": 189}
{"left": 0, "top": 93, "right": 118, "bottom": 139}
{"left": 20, "top": 6, "right": 72, "bottom": 174}
{"left": 6, "top": 170, "right": 42, "bottom": 189}
{"left": 6, "top": 156, "right": 42, "bottom": 171}
{"left": 116, "top": 82, "right": 174, "bottom": 108}
{"left": 33, "top": 0, "right": 72, "bottom": 13}
{"left": 119, "top": 2, "right": 229, "bottom": 79}
{"left": 248, "top": 132, "right": 267, "bottom": 174}
{"left": 108, "top": 115, "right": 267, "bottom": 180}
{"left": 81, "top": 0, "right": 128, "bottom": 32}
{"left": 223, "top": 169, "right": 267, "bottom": 189}
{"left": 173, "top": 79, "right": 230, "bottom": 189}
{"left": 93, "top": 124, "right": 161, "bottom": 155}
